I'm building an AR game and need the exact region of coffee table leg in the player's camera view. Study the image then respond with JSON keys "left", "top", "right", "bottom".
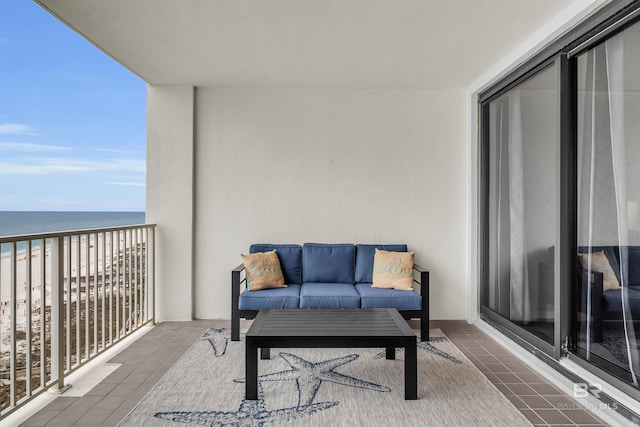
{"left": 385, "top": 347, "right": 395, "bottom": 359}
{"left": 246, "top": 337, "right": 258, "bottom": 400}
{"left": 405, "top": 339, "right": 417, "bottom": 400}
{"left": 260, "top": 348, "right": 270, "bottom": 359}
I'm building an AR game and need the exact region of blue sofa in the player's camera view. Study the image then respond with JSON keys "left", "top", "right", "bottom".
{"left": 231, "top": 243, "right": 429, "bottom": 341}
{"left": 577, "top": 246, "right": 640, "bottom": 342}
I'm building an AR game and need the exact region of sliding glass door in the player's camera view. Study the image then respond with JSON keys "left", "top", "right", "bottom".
{"left": 575, "top": 19, "right": 640, "bottom": 388}
{"left": 480, "top": 2, "right": 640, "bottom": 410}
{"left": 482, "top": 63, "right": 558, "bottom": 348}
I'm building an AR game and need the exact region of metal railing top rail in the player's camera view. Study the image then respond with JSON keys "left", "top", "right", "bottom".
{"left": 0, "top": 223, "right": 157, "bottom": 244}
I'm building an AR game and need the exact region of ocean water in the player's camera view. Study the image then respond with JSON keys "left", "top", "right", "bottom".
{"left": 0, "top": 211, "right": 146, "bottom": 237}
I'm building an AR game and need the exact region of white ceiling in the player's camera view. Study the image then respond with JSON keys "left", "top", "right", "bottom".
{"left": 36, "top": 0, "right": 581, "bottom": 90}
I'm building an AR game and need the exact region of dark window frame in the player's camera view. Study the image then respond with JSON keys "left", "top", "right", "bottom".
{"left": 478, "top": 0, "right": 640, "bottom": 409}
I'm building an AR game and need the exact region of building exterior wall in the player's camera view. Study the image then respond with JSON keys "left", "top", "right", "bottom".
{"left": 147, "top": 85, "right": 194, "bottom": 321}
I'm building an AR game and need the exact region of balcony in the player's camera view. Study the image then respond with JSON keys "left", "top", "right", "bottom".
{"left": 0, "top": 224, "right": 620, "bottom": 426}
{"left": 0, "top": 225, "right": 605, "bottom": 426}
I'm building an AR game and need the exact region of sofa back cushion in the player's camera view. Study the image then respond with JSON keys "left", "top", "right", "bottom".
{"left": 250, "top": 244, "right": 302, "bottom": 285}
{"left": 355, "top": 244, "right": 408, "bottom": 283}
{"left": 302, "top": 243, "right": 355, "bottom": 284}
{"left": 625, "top": 246, "right": 640, "bottom": 286}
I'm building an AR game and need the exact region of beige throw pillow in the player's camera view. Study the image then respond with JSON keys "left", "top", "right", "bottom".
{"left": 241, "top": 250, "right": 287, "bottom": 291}
{"left": 372, "top": 248, "right": 414, "bottom": 291}
{"left": 577, "top": 251, "right": 621, "bottom": 291}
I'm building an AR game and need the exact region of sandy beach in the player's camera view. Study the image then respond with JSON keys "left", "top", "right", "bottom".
{"left": 0, "top": 232, "right": 141, "bottom": 348}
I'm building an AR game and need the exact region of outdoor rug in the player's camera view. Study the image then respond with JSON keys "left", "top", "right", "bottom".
{"left": 119, "top": 328, "right": 531, "bottom": 426}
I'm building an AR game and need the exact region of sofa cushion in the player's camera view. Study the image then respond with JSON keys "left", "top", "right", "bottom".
{"left": 302, "top": 243, "right": 356, "bottom": 284}
{"left": 250, "top": 244, "right": 302, "bottom": 285}
{"left": 372, "top": 249, "right": 414, "bottom": 291}
{"left": 241, "top": 250, "right": 287, "bottom": 291}
{"left": 238, "top": 284, "right": 301, "bottom": 310}
{"left": 299, "top": 282, "right": 360, "bottom": 309}
{"left": 355, "top": 244, "right": 408, "bottom": 283}
{"left": 356, "top": 284, "right": 422, "bottom": 311}
{"left": 602, "top": 286, "right": 640, "bottom": 313}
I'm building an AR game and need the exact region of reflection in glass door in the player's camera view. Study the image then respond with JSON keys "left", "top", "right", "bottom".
{"left": 483, "top": 64, "right": 557, "bottom": 345}
{"left": 575, "top": 20, "right": 640, "bottom": 389}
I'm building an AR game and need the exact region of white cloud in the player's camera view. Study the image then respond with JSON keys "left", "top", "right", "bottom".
{"left": 0, "top": 157, "right": 146, "bottom": 175}
{"left": 96, "top": 148, "right": 141, "bottom": 155}
{"left": 0, "top": 123, "right": 38, "bottom": 135}
{"left": 0, "top": 142, "right": 72, "bottom": 152}
{"left": 108, "top": 182, "right": 146, "bottom": 187}
{"left": 113, "top": 175, "right": 145, "bottom": 180}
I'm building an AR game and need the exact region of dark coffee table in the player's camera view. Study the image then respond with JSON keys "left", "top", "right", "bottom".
{"left": 245, "top": 308, "right": 417, "bottom": 400}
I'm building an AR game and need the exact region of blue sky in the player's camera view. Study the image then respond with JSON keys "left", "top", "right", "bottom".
{"left": 0, "top": 1, "right": 146, "bottom": 212}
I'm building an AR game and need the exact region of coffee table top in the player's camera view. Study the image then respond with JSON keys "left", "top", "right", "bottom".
{"left": 246, "top": 308, "right": 416, "bottom": 338}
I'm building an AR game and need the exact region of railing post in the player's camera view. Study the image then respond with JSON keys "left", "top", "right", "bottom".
{"left": 149, "top": 226, "right": 156, "bottom": 324}
{"left": 50, "top": 237, "right": 70, "bottom": 393}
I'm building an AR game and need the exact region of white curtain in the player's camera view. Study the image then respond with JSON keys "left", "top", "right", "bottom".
{"left": 507, "top": 91, "right": 531, "bottom": 323}
{"left": 605, "top": 34, "right": 640, "bottom": 386}
{"left": 581, "top": 33, "right": 639, "bottom": 385}
{"left": 495, "top": 92, "right": 531, "bottom": 323}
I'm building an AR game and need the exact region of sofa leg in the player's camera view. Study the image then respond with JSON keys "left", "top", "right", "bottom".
{"left": 232, "top": 311, "right": 240, "bottom": 341}
{"left": 592, "top": 317, "right": 603, "bottom": 343}
{"left": 421, "top": 315, "right": 429, "bottom": 341}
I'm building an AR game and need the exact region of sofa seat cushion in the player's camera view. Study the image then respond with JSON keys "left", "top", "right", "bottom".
{"left": 238, "top": 284, "right": 301, "bottom": 311}
{"left": 299, "top": 283, "right": 360, "bottom": 309}
{"left": 602, "top": 286, "right": 640, "bottom": 313}
{"left": 356, "top": 283, "right": 422, "bottom": 311}
{"left": 355, "top": 244, "right": 407, "bottom": 283}
{"left": 302, "top": 243, "right": 355, "bottom": 284}
{"left": 250, "top": 244, "right": 302, "bottom": 285}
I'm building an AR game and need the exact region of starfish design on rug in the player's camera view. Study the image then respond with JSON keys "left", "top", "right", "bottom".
{"left": 374, "top": 337, "right": 463, "bottom": 364}
{"left": 154, "top": 383, "right": 338, "bottom": 427}
{"left": 200, "top": 328, "right": 230, "bottom": 357}
{"left": 236, "top": 352, "right": 390, "bottom": 408}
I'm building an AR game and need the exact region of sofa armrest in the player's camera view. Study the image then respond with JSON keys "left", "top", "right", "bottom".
{"left": 232, "top": 263, "right": 246, "bottom": 293}
{"left": 412, "top": 264, "right": 429, "bottom": 295}
{"left": 412, "top": 264, "right": 430, "bottom": 341}
{"left": 231, "top": 263, "right": 246, "bottom": 341}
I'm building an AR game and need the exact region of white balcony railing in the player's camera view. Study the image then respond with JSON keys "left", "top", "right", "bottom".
{"left": 0, "top": 224, "right": 155, "bottom": 417}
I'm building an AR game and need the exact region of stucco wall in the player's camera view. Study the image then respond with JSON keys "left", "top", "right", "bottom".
{"left": 146, "top": 85, "right": 194, "bottom": 321}
{"left": 192, "top": 88, "right": 467, "bottom": 320}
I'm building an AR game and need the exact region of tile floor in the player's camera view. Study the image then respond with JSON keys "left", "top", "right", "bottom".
{"left": 17, "top": 320, "right": 611, "bottom": 426}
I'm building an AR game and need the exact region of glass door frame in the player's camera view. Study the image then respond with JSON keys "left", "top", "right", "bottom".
{"left": 478, "top": 55, "right": 565, "bottom": 361}
{"left": 564, "top": 10, "right": 640, "bottom": 401}
{"left": 478, "top": 0, "right": 640, "bottom": 403}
